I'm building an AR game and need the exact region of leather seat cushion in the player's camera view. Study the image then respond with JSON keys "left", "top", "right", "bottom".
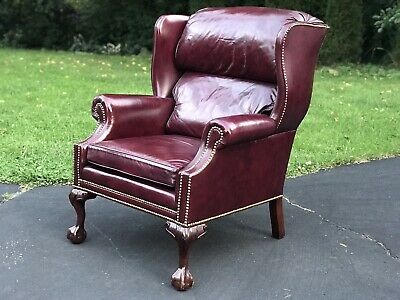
{"left": 86, "top": 135, "right": 201, "bottom": 187}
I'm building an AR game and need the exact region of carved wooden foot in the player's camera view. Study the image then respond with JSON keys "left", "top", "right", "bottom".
{"left": 269, "top": 197, "right": 285, "bottom": 239}
{"left": 166, "top": 221, "right": 207, "bottom": 291}
{"left": 67, "top": 188, "right": 96, "bottom": 244}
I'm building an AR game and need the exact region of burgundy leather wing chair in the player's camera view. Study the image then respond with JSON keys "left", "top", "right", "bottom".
{"left": 67, "top": 7, "right": 328, "bottom": 291}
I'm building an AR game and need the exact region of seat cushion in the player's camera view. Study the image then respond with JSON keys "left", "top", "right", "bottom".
{"left": 86, "top": 135, "right": 201, "bottom": 187}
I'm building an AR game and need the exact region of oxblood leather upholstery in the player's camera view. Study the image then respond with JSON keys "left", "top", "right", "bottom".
{"left": 166, "top": 73, "right": 276, "bottom": 137}
{"left": 86, "top": 135, "right": 201, "bottom": 187}
{"left": 72, "top": 7, "right": 327, "bottom": 227}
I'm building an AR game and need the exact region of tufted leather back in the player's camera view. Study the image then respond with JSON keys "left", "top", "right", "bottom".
{"left": 165, "top": 7, "right": 318, "bottom": 138}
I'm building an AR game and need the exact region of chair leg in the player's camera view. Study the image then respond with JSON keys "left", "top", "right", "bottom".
{"left": 269, "top": 197, "right": 285, "bottom": 239}
{"left": 166, "top": 221, "right": 207, "bottom": 291}
{"left": 67, "top": 188, "right": 96, "bottom": 244}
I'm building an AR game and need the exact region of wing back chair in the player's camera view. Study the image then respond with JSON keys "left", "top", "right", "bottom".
{"left": 67, "top": 7, "right": 328, "bottom": 291}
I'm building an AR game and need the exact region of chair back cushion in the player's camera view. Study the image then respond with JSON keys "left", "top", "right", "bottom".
{"left": 166, "top": 7, "right": 304, "bottom": 137}
{"left": 167, "top": 72, "right": 276, "bottom": 137}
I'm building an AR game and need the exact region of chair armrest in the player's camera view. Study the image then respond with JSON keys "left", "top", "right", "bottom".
{"left": 203, "top": 114, "right": 277, "bottom": 149}
{"left": 86, "top": 94, "right": 175, "bottom": 143}
{"left": 176, "top": 115, "right": 290, "bottom": 225}
{"left": 73, "top": 94, "right": 174, "bottom": 185}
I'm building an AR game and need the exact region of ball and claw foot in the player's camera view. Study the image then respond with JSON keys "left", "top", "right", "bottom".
{"left": 166, "top": 221, "right": 207, "bottom": 291}
{"left": 67, "top": 225, "right": 87, "bottom": 244}
{"left": 171, "top": 267, "right": 194, "bottom": 291}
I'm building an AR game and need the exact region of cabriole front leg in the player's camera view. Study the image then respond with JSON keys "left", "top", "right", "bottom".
{"left": 166, "top": 222, "right": 207, "bottom": 291}
{"left": 67, "top": 188, "right": 96, "bottom": 244}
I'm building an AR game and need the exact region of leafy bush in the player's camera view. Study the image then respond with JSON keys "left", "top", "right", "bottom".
{"left": 374, "top": 3, "right": 400, "bottom": 32}
{"left": 373, "top": 2, "right": 400, "bottom": 65}
{"left": 0, "top": 0, "right": 398, "bottom": 64}
{"left": 0, "top": 0, "right": 77, "bottom": 49}
{"left": 320, "top": 0, "right": 363, "bottom": 64}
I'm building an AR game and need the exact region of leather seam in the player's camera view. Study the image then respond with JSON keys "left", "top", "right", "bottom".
{"left": 88, "top": 144, "right": 178, "bottom": 172}
{"left": 78, "top": 179, "right": 176, "bottom": 214}
{"left": 87, "top": 161, "right": 175, "bottom": 188}
{"left": 73, "top": 185, "right": 178, "bottom": 223}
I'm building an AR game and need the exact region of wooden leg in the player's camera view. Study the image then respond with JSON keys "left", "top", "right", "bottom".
{"left": 166, "top": 222, "right": 207, "bottom": 291}
{"left": 269, "top": 197, "right": 285, "bottom": 239}
{"left": 67, "top": 188, "right": 96, "bottom": 244}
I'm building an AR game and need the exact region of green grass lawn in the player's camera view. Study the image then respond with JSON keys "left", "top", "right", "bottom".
{"left": 0, "top": 48, "right": 399, "bottom": 186}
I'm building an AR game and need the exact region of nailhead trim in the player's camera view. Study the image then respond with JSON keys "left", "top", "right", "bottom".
{"left": 176, "top": 175, "right": 184, "bottom": 220}
{"left": 76, "top": 146, "right": 81, "bottom": 186}
{"left": 186, "top": 195, "right": 282, "bottom": 227}
{"left": 74, "top": 184, "right": 178, "bottom": 224}
{"left": 277, "top": 24, "right": 293, "bottom": 128}
{"left": 74, "top": 183, "right": 282, "bottom": 228}
{"left": 91, "top": 102, "right": 106, "bottom": 137}
{"left": 184, "top": 126, "right": 224, "bottom": 173}
{"left": 75, "top": 101, "right": 106, "bottom": 187}
{"left": 176, "top": 126, "right": 223, "bottom": 221}
{"left": 179, "top": 126, "right": 224, "bottom": 224}
{"left": 277, "top": 22, "right": 327, "bottom": 128}
{"left": 79, "top": 179, "right": 176, "bottom": 214}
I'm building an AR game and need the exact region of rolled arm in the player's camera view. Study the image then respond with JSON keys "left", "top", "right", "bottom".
{"left": 73, "top": 94, "right": 174, "bottom": 185}
{"left": 203, "top": 114, "right": 277, "bottom": 149}
{"left": 86, "top": 94, "right": 175, "bottom": 143}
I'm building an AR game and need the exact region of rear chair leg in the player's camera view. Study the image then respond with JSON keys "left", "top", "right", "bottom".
{"left": 166, "top": 222, "right": 207, "bottom": 291}
{"left": 269, "top": 197, "right": 285, "bottom": 239}
{"left": 67, "top": 188, "right": 96, "bottom": 244}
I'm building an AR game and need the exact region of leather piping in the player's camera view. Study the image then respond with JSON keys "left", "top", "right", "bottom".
{"left": 88, "top": 161, "right": 176, "bottom": 188}
{"left": 78, "top": 179, "right": 176, "bottom": 214}
{"left": 73, "top": 184, "right": 178, "bottom": 223}
{"left": 88, "top": 144, "right": 177, "bottom": 171}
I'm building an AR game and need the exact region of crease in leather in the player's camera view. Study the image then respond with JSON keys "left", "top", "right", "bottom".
{"left": 166, "top": 72, "right": 276, "bottom": 137}
{"left": 175, "top": 7, "right": 317, "bottom": 82}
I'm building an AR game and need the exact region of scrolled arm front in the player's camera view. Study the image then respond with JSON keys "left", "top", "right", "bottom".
{"left": 73, "top": 94, "right": 175, "bottom": 185}
{"left": 205, "top": 114, "right": 277, "bottom": 149}
{"left": 87, "top": 94, "right": 175, "bottom": 143}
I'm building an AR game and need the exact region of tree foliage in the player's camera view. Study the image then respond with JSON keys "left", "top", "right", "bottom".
{"left": 320, "top": 0, "right": 363, "bottom": 64}
{"left": 0, "top": 0, "right": 398, "bottom": 64}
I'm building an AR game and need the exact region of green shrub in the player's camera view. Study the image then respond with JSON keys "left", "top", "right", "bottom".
{"left": 0, "top": 0, "right": 77, "bottom": 49}
{"left": 264, "top": 0, "right": 326, "bottom": 19}
{"left": 74, "top": 0, "right": 188, "bottom": 54}
{"left": 190, "top": 0, "right": 264, "bottom": 12}
{"left": 320, "top": 0, "right": 363, "bottom": 64}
